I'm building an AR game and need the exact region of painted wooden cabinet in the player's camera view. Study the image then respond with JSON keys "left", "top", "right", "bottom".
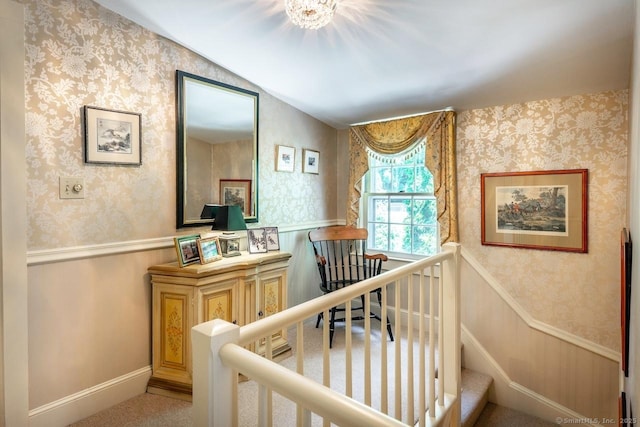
{"left": 147, "top": 251, "right": 291, "bottom": 398}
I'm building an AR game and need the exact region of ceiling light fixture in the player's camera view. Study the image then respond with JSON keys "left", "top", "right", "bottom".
{"left": 285, "top": 0, "right": 338, "bottom": 30}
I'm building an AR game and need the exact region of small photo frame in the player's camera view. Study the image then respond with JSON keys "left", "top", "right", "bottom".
{"left": 247, "top": 228, "right": 268, "bottom": 253}
{"left": 276, "top": 145, "right": 295, "bottom": 172}
{"left": 83, "top": 105, "right": 141, "bottom": 165}
{"left": 220, "top": 179, "right": 251, "bottom": 215}
{"left": 174, "top": 234, "right": 201, "bottom": 267}
{"left": 264, "top": 227, "right": 280, "bottom": 251}
{"left": 197, "top": 236, "right": 222, "bottom": 264}
{"left": 303, "top": 149, "right": 320, "bottom": 174}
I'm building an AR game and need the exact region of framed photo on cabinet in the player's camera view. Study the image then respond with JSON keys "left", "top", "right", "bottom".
{"left": 247, "top": 228, "right": 268, "bottom": 253}
{"left": 264, "top": 226, "right": 280, "bottom": 251}
{"left": 174, "top": 234, "right": 201, "bottom": 267}
{"left": 197, "top": 236, "right": 222, "bottom": 264}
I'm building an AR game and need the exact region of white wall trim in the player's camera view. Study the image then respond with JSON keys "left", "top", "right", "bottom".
{"left": 26, "top": 220, "right": 342, "bottom": 266}
{"left": 28, "top": 366, "right": 151, "bottom": 427}
{"left": 461, "top": 247, "right": 619, "bottom": 362}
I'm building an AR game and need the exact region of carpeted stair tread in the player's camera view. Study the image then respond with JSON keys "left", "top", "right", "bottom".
{"left": 461, "top": 368, "right": 492, "bottom": 427}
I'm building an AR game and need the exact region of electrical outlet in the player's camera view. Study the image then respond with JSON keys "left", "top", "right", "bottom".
{"left": 59, "top": 177, "right": 85, "bottom": 199}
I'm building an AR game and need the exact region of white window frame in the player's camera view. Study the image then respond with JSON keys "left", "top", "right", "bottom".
{"left": 360, "top": 150, "right": 439, "bottom": 262}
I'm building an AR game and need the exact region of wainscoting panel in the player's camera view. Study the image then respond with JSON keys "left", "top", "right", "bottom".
{"left": 460, "top": 256, "right": 619, "bottom": 422}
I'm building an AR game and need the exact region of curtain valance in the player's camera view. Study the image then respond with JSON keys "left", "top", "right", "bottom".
{"left": 347, "top": 110, "right": 458, "bottom": 244}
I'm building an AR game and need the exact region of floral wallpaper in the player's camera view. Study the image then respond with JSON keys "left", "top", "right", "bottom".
{"left": 457, "top": 90, "right": 628, "bottom": 350}
{"left": 22, "top": 0, "right": 336, "bottom": 251}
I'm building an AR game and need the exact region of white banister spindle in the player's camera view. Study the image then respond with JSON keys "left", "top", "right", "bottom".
{"left": 406, "top": 274, "right": 415, "bottom": 424}
{"left": 393, "top": 281, "right": 401, "bottom": 419}
{"left": 428, "top": 266, "right": 436, "bottom": 417}
{"left": 419, "top": 269, "right": 427, "bottom": 427}
{"left": 192, "top": 247, "right": 461, "bottom": 427}
{"left": 441, "top": 242, "right": 462, "bottom": 424}
{"left": 191, "top": 319, "right": 239, "bottom": 427}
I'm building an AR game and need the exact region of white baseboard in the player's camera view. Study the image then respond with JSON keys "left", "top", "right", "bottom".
{"left": 28, "top": 366, "right": 152, "bottom": 427}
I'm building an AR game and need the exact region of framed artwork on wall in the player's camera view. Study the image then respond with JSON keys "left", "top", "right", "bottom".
{"left": 174, "top": 234, "right": 201, "bottom": 267}
{"left": 220, "top": 179, "right": 251, "bottom": 215}
{"left": 302, "top": 149, "right": 320, "bottom": 174}
{"left": 275, "top": 145, "right": 295, "bottom": 172}
{"left": 83, "top": 105, "right": 142, "bottom": 165}
{"left": 481, "top": 169, "right": 588, "bottom": 253}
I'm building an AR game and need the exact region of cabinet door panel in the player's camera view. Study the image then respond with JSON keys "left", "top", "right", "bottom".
{"left": 199, "top": 280, "right": 237, "bottom": 324}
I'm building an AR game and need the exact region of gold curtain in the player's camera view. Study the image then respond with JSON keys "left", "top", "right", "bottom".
{"left": 347, "top": 110, "right": 458, "bottom": 244}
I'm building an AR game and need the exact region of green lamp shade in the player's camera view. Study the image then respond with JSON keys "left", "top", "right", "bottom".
{"left": 213, "top": 205, "right": 247, "bottom": 231}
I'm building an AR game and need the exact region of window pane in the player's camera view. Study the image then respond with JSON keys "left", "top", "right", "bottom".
{"left": 389, "top": 224, "right": 411, "bottom": 253}
{"left": 371, "top": 223, "right": 389, "bottom": 251}
{"left": 413, "top": 198, "right": 437, "bottom": 225}
{"left": 392, "top": 167, "right": 414, "bottom": 192}
{"left": 412, "top": 225, "right": 438, "bottom": 255}
{"left": 372, "top": 167, "right": 392, "bottom": 192}
{"left": 370, "top": 197, "right": 389, "bottom": 222}
{"left": 414, "top": 167, "right": 433, "bottom": 193}
{"left": 389, "top": 197, "right": 411, "bottom": 224}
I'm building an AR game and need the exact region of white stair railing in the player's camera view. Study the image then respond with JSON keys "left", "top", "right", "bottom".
{"left": 192, "top": 242, "right": 461, "bottom": 427}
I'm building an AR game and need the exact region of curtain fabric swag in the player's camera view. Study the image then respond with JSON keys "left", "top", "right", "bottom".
{"left": 347, "top": 110, "right": 458, "bottom": 244}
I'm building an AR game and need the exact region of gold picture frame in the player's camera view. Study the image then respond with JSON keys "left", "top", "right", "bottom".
{"left": 174, "top": 234, "right": 201, "bottom": 267}
{"left": 197, "top": 236, "right": 222, "bottom": 264}
{"left": 275, "top": 145, "right": 295, "bottom": 172}
{"left": 481, "top": 169, "right": 588, "bottom": 253}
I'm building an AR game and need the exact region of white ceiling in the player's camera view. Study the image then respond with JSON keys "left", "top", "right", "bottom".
{"left": 93, "top": 0, "right": 635, "bottom": 129}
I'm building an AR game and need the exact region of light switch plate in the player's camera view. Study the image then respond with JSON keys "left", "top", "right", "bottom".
{"left": 59, "top": 177, "right": 85, "bottom": 199}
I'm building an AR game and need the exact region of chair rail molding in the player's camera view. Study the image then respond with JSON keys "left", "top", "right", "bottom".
{"left": 460, "top": 247, "right": 619, "bottom": 362}
{"left": 26, "top": 219, "right": 342, "bottom": 265}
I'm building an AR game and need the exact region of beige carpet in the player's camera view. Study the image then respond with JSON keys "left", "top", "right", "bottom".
{"left": 238, "top": 320, "right": 432, "bottom": 425}
{"left": 70, "top": 321, "right": 557, "bottom": 426}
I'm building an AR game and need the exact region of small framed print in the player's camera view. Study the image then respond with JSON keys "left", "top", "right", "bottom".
{"left": 247, "top": 228, "right": 268, "bottom": 253}
{"left": 276, "top": 145, "right": 295, "bottom": 172}
{"left": 220, "top": 179, "right": 251, "bottom": 215}
{"left": 303, "top": 149, "right": 320, "bottom": 174}
{"left": 264, "top": 227, "right": 280, "bottom": 251}
{"left": 83, "top": 105, "right": 141, "bottom": 165}
{"left": 174, "top": 234, "right": 201, "bottom": 267}
{"left": 197, "top": 236, "right": 222, "bottom": 264}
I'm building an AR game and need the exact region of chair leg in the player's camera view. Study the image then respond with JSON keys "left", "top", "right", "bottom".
{"left": 375, "top": 289, "right": 394, "bottom": 342}
{"left": 316, "top": 312, "right": 322, "bottom": 328}
{"left": 329, "top": 306, "right": 337, "bottom": 348}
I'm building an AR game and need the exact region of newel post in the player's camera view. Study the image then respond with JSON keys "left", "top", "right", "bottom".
{"left": 441, "top": 242, "right": 461, "bottom": 425}
{"left": 192, "top": 319, "right": 240, "bottom": 427}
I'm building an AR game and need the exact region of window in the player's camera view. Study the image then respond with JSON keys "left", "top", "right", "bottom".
{"left": 362, "top": 146, "right": 439, "bottom": 257}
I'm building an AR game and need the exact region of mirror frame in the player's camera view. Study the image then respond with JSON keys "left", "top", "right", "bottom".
{"left": 176, "top": 70, "right": 259, "bottom": 228}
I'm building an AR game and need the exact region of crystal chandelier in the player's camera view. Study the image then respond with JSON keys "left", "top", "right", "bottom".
{"left": 285, "top": 0, "right": 338, "bottom": 30}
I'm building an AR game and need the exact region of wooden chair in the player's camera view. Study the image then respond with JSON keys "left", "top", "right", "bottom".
{"left": 308, "top": 226, "right": 394, "bottom": 348}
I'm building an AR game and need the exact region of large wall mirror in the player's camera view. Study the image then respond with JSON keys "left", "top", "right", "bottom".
{"left": 176, "top": 70, "right": 259, "bottom": 228}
